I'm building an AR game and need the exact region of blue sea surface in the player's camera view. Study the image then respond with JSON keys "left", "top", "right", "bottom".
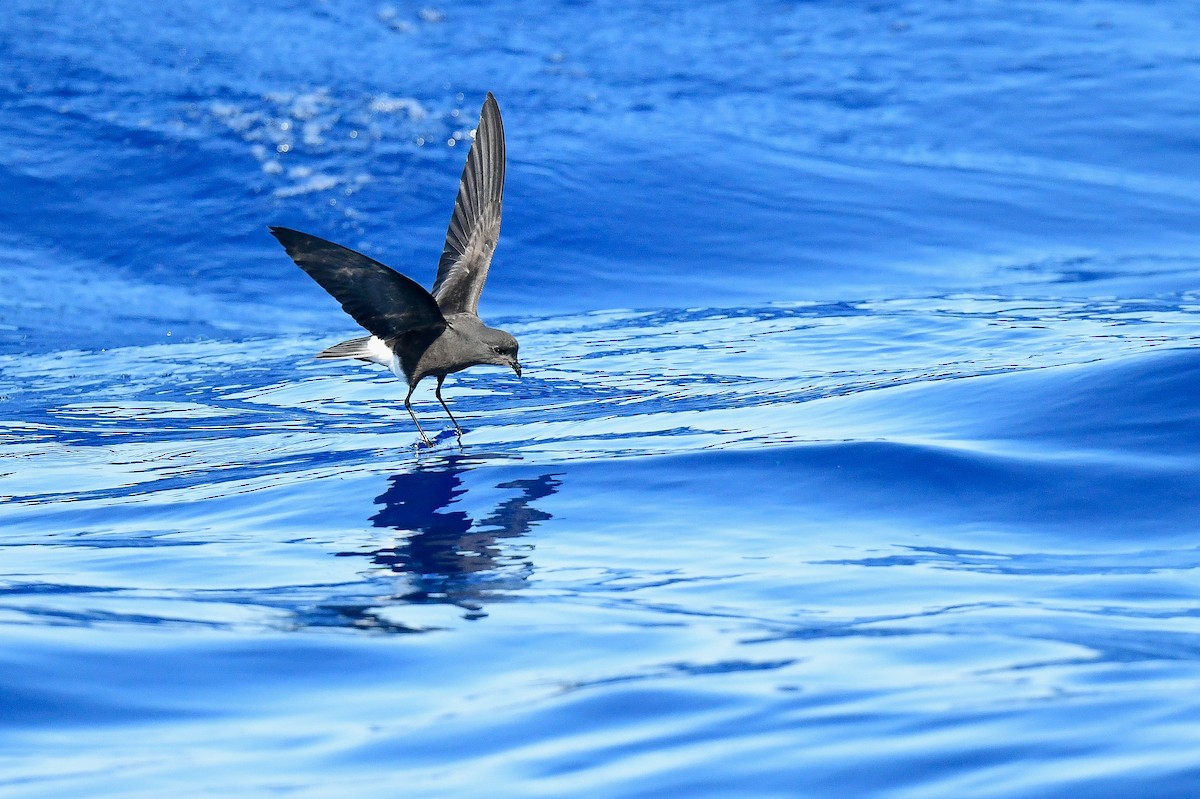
{"left": 4, "top": 1, "right": 1200, "bottom": 796}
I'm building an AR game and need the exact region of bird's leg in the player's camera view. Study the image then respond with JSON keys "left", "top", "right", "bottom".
{"left": 435, "top": 375, "right": 464, "bottom": 438}
{"left": 404, "top": 383, "right": 432, "bottom": 446}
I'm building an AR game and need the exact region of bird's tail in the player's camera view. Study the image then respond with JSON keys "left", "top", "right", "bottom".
{"left": 315, "top": 336, "right": 373, "bottom": 360}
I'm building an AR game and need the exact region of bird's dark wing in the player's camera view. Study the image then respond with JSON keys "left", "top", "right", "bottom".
{"left": 270, "top": 227, "right": 446, "bottom": 340}
{"left": 430, "top": 92, "right": 505, "bottom": 316}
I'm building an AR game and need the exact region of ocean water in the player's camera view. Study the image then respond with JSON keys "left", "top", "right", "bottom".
{"left": 4, "top": 1, "right": 1200, "bottom": 796}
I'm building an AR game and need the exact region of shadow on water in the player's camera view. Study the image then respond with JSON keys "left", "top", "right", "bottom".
{"left": 325, "top": 455, "right": 561, "bottom": 629}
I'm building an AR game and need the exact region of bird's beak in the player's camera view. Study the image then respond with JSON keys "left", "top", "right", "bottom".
{"left": 511, "top": 359, "right": 522, "bottom": 378}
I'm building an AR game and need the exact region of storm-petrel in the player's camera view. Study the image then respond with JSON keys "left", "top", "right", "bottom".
{"left": 270, "top": 93, "right": 519, "bottom": 445}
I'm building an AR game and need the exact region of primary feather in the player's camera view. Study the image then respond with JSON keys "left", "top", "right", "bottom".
{"left": 430, "top": 92, "right": 506, "bottom": 316}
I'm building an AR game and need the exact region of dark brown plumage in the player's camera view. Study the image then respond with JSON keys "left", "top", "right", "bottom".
{"left": 270, "top": 93, "right": 519, "bottom": 445}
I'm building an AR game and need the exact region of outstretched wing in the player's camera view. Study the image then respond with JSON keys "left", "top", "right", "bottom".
{"left": 430, "top": 92, "right": 505, "bottom": 316}
{"left": 270, "top": 227, "right": 446, "bottom": 340}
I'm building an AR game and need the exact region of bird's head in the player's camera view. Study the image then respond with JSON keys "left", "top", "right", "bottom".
{"left": 480, "top": 328, "right": 521, "bottom": 377}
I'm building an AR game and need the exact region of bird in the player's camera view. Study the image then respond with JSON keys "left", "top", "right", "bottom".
{"left": 270, "top": 92, "right": 520, "bottom": 446}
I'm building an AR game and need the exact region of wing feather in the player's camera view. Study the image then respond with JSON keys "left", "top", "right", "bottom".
{"left": 270, "top": 227, "right": 446, "bottom": 340}
{"left": 431, "top": 93, "right": 505, "bottom": 316}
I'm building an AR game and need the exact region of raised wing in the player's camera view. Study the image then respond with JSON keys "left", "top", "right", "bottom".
{"left": 270, "top": 227, "right": 446, "bottom": 340}
{"left": 430, "top": 92, "right": 505, "bottom": 316}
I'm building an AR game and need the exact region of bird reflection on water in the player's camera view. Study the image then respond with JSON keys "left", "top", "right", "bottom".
{"left": 328, "top": 455, "right": 561, "bottom": 629}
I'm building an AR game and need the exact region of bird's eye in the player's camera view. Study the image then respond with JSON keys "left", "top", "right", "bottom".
{"left": 492, "top": 346, "right": 503, "bottom": 354}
